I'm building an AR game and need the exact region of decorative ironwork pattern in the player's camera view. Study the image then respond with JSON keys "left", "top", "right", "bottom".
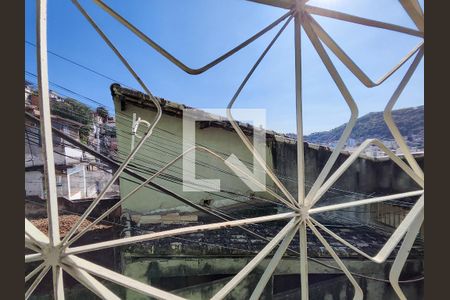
{"left": 25, "top": 0, "right": 424, "bottom": 299}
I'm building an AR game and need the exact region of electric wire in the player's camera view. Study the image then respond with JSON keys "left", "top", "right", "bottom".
{"left": 25, "top": 40, "right": 134, "bottom": 91}
{"left": 24, "top": 53, "right": 424, "bottom": 283}
{"left": 24, "top": 197, "right": 424, "bottom": 283}
{"left": 24, "top": 125, "right": 424, "bottom": 283}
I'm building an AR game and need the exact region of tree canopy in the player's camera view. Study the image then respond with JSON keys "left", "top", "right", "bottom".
{"left": 96, "top": 106, "right": 109, "bottom": 121}
{"left": 51, "top": 98, "right": 94, "bottom": 143}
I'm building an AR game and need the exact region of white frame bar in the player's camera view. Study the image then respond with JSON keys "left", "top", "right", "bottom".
{"left": 63, "top": 255, "right": 186, "bottom": 300}
{"left": 211, "top": 218, "right": 299, "bottom": 300}
{"left": 26, "top": 1, "right": 424, "bottom": 299}
{"left": 66, "top": 212, "right": 297, "bottom": 255}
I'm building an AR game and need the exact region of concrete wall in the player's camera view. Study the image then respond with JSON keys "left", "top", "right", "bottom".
{"left": 25, "top": 165, "right": 118, "bottom": 201}
{"left": 271, "top": 139, "right": 423, "bottom": 197}
{"left": 25, "top": 171, "right": 44, "bottom": 199}
{"left": 25, "top": 122, "right": 67, "bottom": 167}
{"left": 120, "top": 255, "right": 423, "bottom": 300}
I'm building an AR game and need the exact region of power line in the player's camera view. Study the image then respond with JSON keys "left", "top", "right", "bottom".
{"left": 25, "top": 40, "right": 134, "bottom": 90}
{"left": 25, "top": 107, "right": 284, "bottom": 207}
{"left": 24, "top": 40, "right": 423, "bottom": 155}
{"left": 23, "top": 39, "right": 425, "bottom": 284}
{"left": 31, "top": 102, "right": 413, "bottom": 209}
{"left": 24, "top": 197, "right": 424, "bottom": 283}
{"left": 25, "top": 71, "right": 113, "bottom": 110}
{"left": 28, "top": 98, "right": 417, "bottom": 210}
{"left": 26, "top": 119, "right": 420, "bottom": 245}
{"left": 25, "top": 120, "right": 280, "bottom": 214}
{"left": 24, "top": 120, "right": 424, "bottom": 283}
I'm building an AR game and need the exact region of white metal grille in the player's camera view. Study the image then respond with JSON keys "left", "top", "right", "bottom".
{"left": 25, "top": 0, "right": 424, "bottom": 299}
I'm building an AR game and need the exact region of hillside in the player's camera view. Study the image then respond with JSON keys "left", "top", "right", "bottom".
{"left": 303, "top": 106, "right": 424, "bottom": 148}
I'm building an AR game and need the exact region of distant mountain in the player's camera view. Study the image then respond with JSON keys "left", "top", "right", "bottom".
{"left": 298, "top": 106, "right": 424, "bottom": 148}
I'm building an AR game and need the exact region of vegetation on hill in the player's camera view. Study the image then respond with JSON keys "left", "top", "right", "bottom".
{"left": 303, "top": 106, "right": 424, "bottom": 148}
{"left": 96, "top": 106, "right": 109, "bottom": 121}
{"left": 51, "top": 98, "right": 94, "bottom": 143}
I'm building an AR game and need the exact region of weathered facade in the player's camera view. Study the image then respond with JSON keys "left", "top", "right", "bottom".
{"left": 111, "top": 84, "right": 423, "bottom": 220}
{"left": 24, "top": 88, "right": 120, "bottom": 202}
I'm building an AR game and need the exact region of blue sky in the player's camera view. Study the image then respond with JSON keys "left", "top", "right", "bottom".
{"left": 25, "top": 0, "right": 424, "bottom": 135}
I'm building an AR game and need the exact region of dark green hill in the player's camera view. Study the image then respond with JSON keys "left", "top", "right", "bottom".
{"left": 303, "top": 106, "right": 424, "bottom": 147}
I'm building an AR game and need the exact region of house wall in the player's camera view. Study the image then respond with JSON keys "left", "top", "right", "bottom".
{"left": 25, "top": 122, "right": 66, "bottom": 167}
{"left": 25, "top": 164, "right": 118, "bottom": 201}
{"left": 25, "top": 171, "right": 44, "bottom": 199}
{"left": 25, "top": 116, "right": 119, "bottom": 201}
{"left": 113, "top": 100, "right": 423, "bottom": 217}
{"left": 114, "top": 104, "right": 279, "bottom": 215}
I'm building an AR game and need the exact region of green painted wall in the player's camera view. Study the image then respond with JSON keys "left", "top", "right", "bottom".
{"left": 114, "top": 100, "right": 282, "bottom": 216}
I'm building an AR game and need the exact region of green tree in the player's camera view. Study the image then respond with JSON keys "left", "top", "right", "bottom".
{"left": 51, "top": 98, "right": 94, "bottom": 144}
{"left": 96, "top": 106, "right": 109, "bottom": 121}
{"left": 79, "top": 125, "right": 91, "bottom": 144}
